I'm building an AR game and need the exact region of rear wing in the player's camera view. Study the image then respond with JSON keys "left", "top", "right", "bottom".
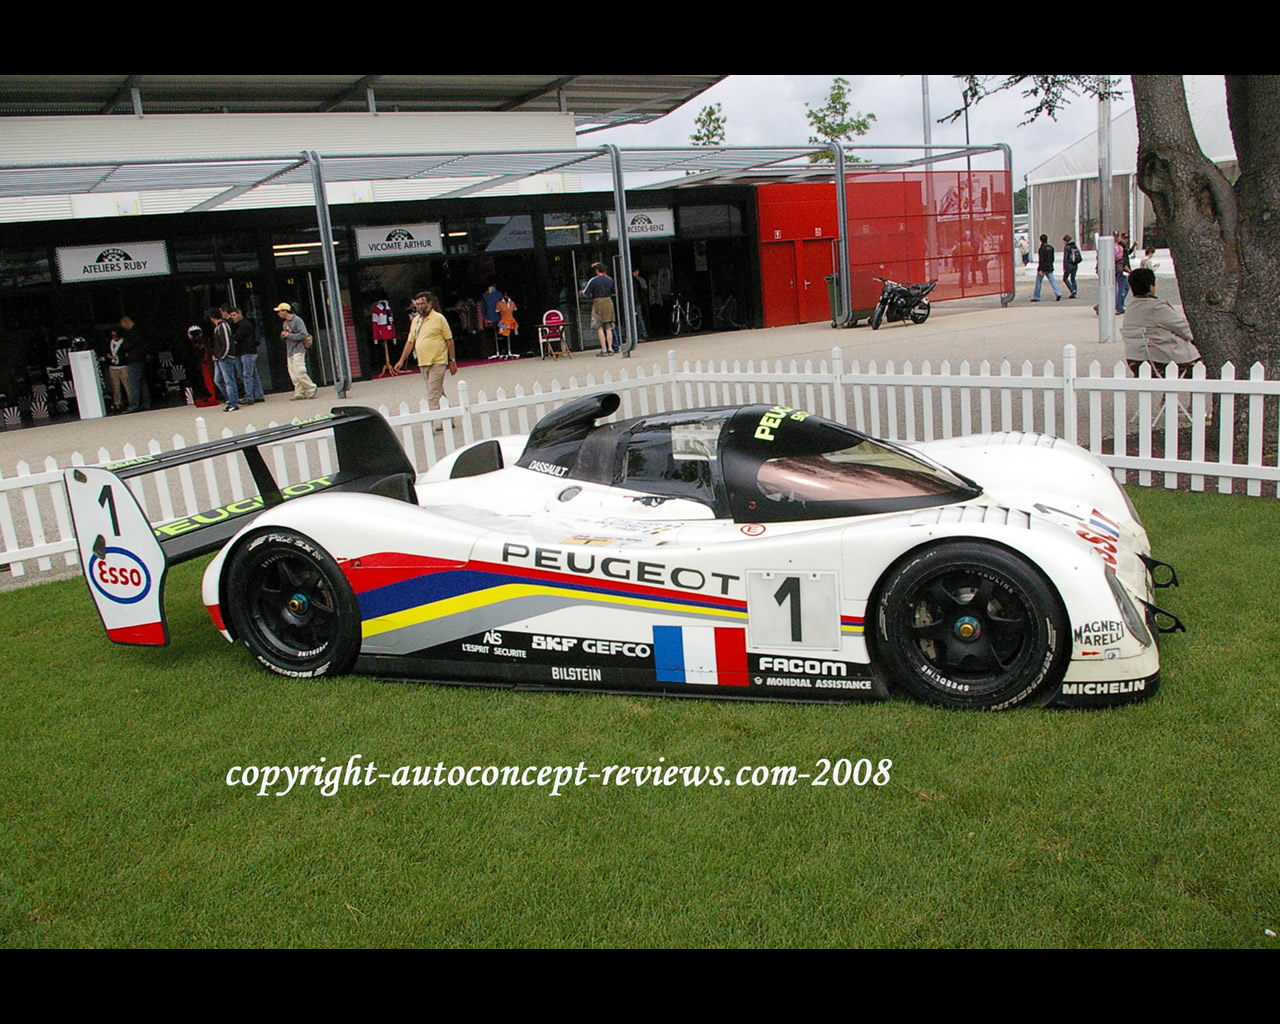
{"left": 64, "top": 407, "right": 415, "bottom": 646}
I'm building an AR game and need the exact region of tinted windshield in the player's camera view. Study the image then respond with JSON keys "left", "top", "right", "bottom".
{"left": 758, "top": 442, "right": 962, "bottom": 503}
{"left": 723, "top": 405, "right": 979, "bottom": 522}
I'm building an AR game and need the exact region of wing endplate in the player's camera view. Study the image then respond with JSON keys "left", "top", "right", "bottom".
{"left": 66, "top": 406, "right": 416, "bottom": 646}
{"left": 65, "top": 466, "right": 170, "bottom": 647}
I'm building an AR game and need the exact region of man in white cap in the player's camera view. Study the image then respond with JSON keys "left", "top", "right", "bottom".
{"left": 275, "top": 302, "right": 316, "bottom": 400}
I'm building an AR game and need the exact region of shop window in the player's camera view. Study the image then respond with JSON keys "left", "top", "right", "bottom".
{"left": 443, "top": 215, "right": 534, "bottom": 255}
{"left": 677, "top": 204, "right": 743, "bottom": 238}
{"left": 0, "top": 248, "right": 53, "bottom": 288}
{"left": 218, "top": 234, "right": 260, "bottom": 273}
{"left": 174, "top": 236, "right": 218, "bottom": 274}
{"left": 174, "top": 233, "right": 260, "bottom": 274}
{"left": 545, "top": 212, "right": 606, "bottom": 248}
{"left": 271, "top": 228, "right": 344, "bottom": 269}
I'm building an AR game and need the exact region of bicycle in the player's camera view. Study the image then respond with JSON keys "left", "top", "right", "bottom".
{"left": 669, "top": 294, "right": 703, "bottom": 336}
{"left": 712, "top": 294, "right": 742, "bottom": 330}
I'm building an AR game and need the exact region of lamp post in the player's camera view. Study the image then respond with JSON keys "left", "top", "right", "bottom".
{"left": 1098, "top": 91, "right": 1116, "bottom": 344}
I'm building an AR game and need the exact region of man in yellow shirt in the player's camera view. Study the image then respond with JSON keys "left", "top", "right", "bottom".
{"left": 394, "top": 291, "right": 457, "bottom": 410}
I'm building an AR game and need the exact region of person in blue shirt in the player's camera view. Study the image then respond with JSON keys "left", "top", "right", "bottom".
{"left": 481, "top": 284, "right": 502, "bottom": 356}
{"left": 581, "top": 262, "right": 617, "bottom": 356}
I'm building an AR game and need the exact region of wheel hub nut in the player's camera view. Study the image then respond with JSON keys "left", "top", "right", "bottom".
{"left": 955, "top": 615, "right": 981, "bottom": 640}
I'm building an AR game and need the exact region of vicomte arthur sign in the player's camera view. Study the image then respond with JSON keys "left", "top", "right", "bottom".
{"left": 607, "top": 209, "right": 675, "bottom": 239}
{"left": 56, "top": 241, "right": 171, "bottom": 283}
{"left": 355, "top": 223, "right": 443, "bottom": 259}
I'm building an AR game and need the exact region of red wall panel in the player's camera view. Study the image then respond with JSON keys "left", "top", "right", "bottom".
{"left": 756, "top": 170, "right": 1014, "bottom": 325}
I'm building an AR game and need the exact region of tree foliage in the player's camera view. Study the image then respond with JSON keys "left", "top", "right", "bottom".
{"left": 690, "top": 103, "right": 727, "bottom": 147}
{"left": 948, "top": 75, "right": 1124, "bottom": 125}
{"left": 951, "top": 74, "right": 1280, "bottom": 375}
{"left": 805, "top": 77, "right": 875, "bottom": 162}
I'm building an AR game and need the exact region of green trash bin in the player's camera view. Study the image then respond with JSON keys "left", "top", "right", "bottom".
{"left": 825, "top": 274, "right": 841, "bottom": 325}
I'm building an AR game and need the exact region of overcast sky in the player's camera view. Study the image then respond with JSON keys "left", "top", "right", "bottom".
{"left": 590, "top": 75, "right": 1132, "bottom": 189}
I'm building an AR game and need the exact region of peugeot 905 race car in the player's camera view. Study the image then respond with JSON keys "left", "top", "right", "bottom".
{"left": 66, "top": 396, "right": 1184, "bottom": 710}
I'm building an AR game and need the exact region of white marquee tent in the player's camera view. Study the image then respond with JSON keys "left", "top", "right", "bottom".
{"left": 1026, "top": 76, "right": 1237, "bottom": 251}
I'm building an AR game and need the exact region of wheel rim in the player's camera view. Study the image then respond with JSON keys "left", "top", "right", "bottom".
{"left": 246, "top": 550, "right": 340, "bottom": 662}
{"left": 903, "top": 569, "right": 1033, "bottom": 691}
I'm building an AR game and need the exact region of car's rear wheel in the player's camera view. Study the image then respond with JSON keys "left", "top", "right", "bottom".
{"left": 226, "top": 530, "right": 360, "bottom": 678}
{"left": 873, "top": 542, "right": 1069, "bottom": 710}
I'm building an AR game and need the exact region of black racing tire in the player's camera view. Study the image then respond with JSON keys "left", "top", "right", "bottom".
{"left": 870, "top": 302, "right": 885, "bottom": 330}
{"left": 872, "top": 542, "right": 1069, "bottom": 710}
{"left": 910, "top": 300, "right": 931, "bottom": 325}
{"left": 686, "top": 305, "right": 703, "bottom": 332}
{"left": 226, "top": 529, "right": 361, "bottom": 678}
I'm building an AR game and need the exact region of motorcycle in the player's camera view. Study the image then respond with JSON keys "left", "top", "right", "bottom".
{"left": 869, "top": 277, "right": 937, "bottom": 330}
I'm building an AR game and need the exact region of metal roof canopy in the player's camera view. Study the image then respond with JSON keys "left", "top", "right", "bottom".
{"left": 653, "top": 142, "right": 1011, "bottom": 186}
{"left": 0, "top": 75, "right": 727, "bottom": 133}
{"left": 0, "top": 141, "right": 1010, "bottom": 396}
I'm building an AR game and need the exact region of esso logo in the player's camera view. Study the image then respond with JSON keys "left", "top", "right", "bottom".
{"left": 89, "top": 548, "right": 152, "bottom": 604}
{"left": 1076, "top": 529, "right": 1118, "bottom": 567}
{"left": 740, "top": 524, "right": 766, "bottom": 537}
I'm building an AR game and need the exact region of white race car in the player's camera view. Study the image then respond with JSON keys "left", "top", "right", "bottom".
{"left": 67, "top": 396, "right": 1183, "bottom": 710}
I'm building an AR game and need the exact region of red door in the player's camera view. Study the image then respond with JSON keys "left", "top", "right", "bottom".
{"left": 761, "top": 239, "right": 837, "bottom": 327}
{"left": 760, "top": 242, "right": 799, "bottom": 327}
{"left": 800, "top": 239, "right": 836, "bottom": 323}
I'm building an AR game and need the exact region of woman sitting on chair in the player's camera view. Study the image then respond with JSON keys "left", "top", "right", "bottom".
{"left": 1122, "top": 268, "right": 1202, "bottom": 378}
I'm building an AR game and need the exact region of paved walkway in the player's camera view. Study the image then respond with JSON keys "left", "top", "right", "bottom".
{"left": 0, "top": 257, "right": 1182, "bottom": 592}
{"left": 1, "top": 258, "right": 1176, "bottom": 476}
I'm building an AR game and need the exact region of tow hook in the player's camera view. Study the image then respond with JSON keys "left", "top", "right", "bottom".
{"left": 1140, "top": 599, "right": 1186, "bottom": 635}
{"left": 1139, "top": 554, "right": 1179, "bottom": 588}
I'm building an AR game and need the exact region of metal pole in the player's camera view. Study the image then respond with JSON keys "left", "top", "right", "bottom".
{"left": 605, "top": 144, "right": 637, "bottom": 358}
{"left": 921, "top": 77, "right": 939, "bottom": 284}
{"left": 306, "top": 150, "right": 352, "bottom": 396}
{"left": 1097, "top": 98, "right": 1116, "bottom": 344}
{"left": 921, "top": 76, "right": 931, "bottom": 150}
{"left": 833, "top": 142, "right": 850, "bottom": 326}
{"left": 1000, "top": 144, "right": 1015, "bottom": 307}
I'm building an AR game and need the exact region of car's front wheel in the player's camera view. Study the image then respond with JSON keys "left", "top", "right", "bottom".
{"left": 873, "top": 542, "right": 1069, "bottom": 710}
{"left": 225, "top": 530, "right": 361, "bottom": 678}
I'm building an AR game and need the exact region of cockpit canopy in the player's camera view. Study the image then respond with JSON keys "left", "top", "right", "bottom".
{"left": 517, "top": 394, "right": 980, "bottom": 523}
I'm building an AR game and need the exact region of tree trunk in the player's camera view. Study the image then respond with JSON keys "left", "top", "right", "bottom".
{"left": 1132, "top": 75, "right": 1280, "bottom": 374}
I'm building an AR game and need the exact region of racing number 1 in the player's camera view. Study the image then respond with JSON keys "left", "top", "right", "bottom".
{"left": 98, "top": 484, "right": 120, "bottom": 536}
{"left": 773, "top": 576, "right": 802, "bottom": 642}
{"left": 746, "top": 571, "right": 841, "bottom": 651}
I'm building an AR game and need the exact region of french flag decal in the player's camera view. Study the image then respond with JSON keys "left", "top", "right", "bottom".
{"left": 1089, "top": 509, "right": 1121, "bottom": 540}
{"left": 653, "top": 626, "right": 748, "bottom": 686}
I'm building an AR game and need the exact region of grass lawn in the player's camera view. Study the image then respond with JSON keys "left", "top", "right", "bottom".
{"left": 2, "top": 486, "right": 1278, "bottom": 947}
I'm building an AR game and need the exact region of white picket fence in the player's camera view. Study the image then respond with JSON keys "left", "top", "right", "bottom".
{"left": 3, "top": 344, "right": 1278, "bottom": 580}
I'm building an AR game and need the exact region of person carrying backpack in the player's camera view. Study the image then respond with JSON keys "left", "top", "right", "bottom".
{"left": 1062, "top": 234, "right": 1082, "bottom": 299}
